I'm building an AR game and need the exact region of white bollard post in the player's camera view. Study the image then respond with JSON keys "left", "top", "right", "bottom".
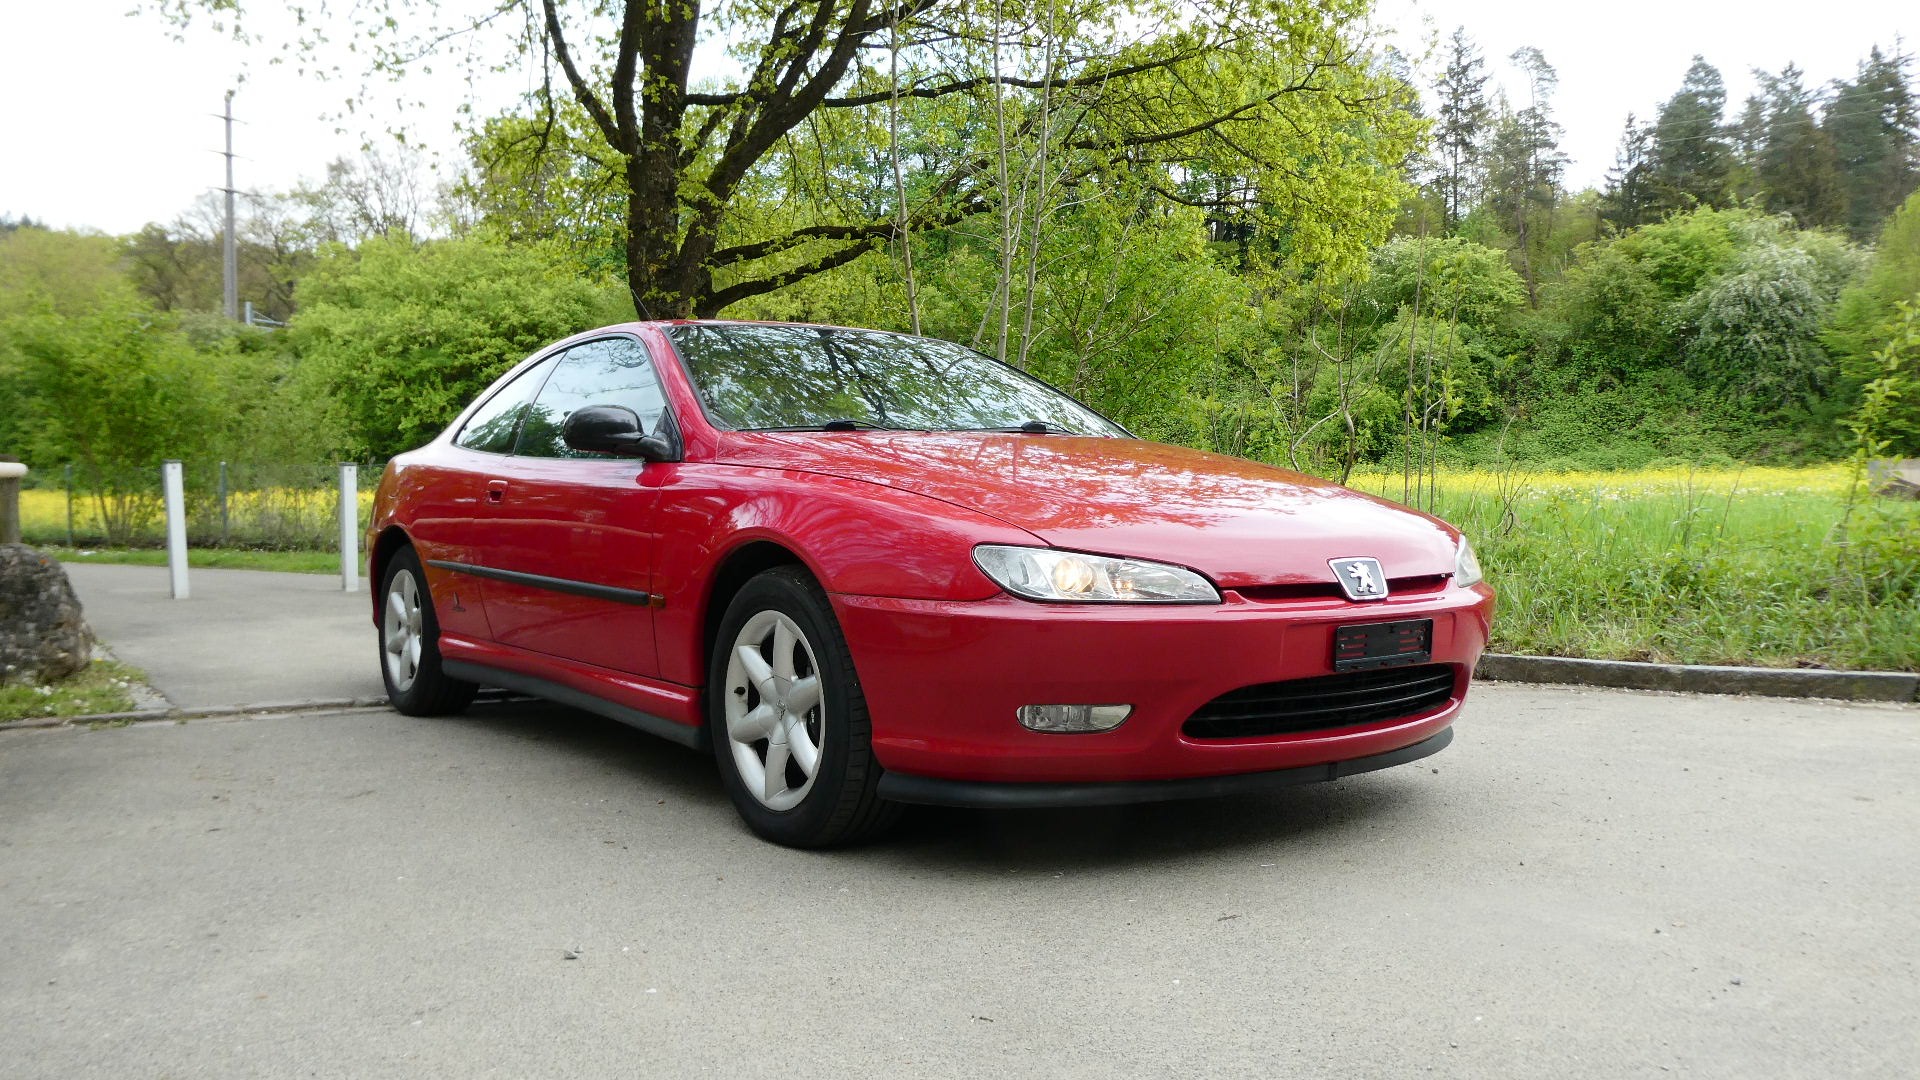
{"left": 339, "top": 463, "right": 359, "bottom": 592}
{"left": 162, "top": 460, "right": 188, "bottom": 599}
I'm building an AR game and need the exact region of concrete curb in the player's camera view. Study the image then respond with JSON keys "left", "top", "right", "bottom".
{"left": 1475, "top": 654, "right": 1920, "bottom": 703}
{"left": 0, "top": 690, "right": 539, "bottom": 732}
{"left": 0, "top": 698, "right": 389, "bottom": 732}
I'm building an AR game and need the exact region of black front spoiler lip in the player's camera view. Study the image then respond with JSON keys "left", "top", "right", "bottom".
{"left": 875, "top": 728, "right": 1453, "bottom": 809}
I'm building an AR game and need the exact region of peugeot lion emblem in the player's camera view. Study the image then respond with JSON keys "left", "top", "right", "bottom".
{"left": 1331, "top": 557, "right": 1388, "bottom": 601}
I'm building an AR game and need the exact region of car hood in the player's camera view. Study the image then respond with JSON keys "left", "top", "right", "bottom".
{"left": 715, "top": 433, "right": 1460, "bottom": 588}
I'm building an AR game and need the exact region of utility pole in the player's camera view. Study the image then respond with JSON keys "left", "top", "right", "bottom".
{"left": 220, "top": 90, "right": 238, "bottom": 321}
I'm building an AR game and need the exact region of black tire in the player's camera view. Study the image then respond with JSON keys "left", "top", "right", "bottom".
{"left": 378, "top": 545, "right": 477, "bottom": 716}
{"left": 708, "top": 566, "right": 901, "bottom": 848}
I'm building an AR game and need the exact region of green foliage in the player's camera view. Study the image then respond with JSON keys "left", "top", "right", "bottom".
{"left": 1826, "top": 189, "right": 1920, "bottom": 380}
{"left": 1, "top": 302, "right": 224, "bottom": 543}
{"left": 0, "top": 658, "right": 143, "bottom": 722}
{"left": 1680, "top": 239, "right": 1853, "bottom": 407}
{"left": 290, "top": 234, "right": 622, "bottom": 459}
{"left": 1352, "top": 236, "right": 1526, "bottom": 330}
{"left": 1846, "top": 301, "right": 1920, "bottom": 456}
{"left": 1547, "top": 243, "right": 1669, "bottom": 382}
{"left": 1381, "top": 471, "right": 1920, "bottom": 671}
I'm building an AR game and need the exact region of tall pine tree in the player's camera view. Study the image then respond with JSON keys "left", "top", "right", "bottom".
{"left": 1644, "top": 57, "right": 1734, "bottom": 218}
{"left": 1432, "top": 28, "right": 1492, "bottom": 234}
{"left": 1602, "top": 114, "right": 1654, "bottom": 229}
{"left": 1755, "top": 65, "right": 1844, "bottom": 228}
{"left": 1827, "top": 46, "right": 1920, "bottom": 239}
{"left": 1481, "top": 48, "right": 1567, "bottom": 305}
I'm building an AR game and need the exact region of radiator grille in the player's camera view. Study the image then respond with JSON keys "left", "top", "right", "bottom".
{"left": 1182, "top": 664, "right": 1457, "bottom": 740}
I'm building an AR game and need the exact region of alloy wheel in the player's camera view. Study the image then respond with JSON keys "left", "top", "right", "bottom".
{"left": 383, "top": 568, "right": 424, "bottom": 693}
{"left": 723, "top": 610, "right": 825, "bottom": 811}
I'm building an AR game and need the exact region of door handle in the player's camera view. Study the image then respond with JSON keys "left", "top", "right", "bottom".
{"left": 486, "top": 480, "right": 508, "bottom": 504}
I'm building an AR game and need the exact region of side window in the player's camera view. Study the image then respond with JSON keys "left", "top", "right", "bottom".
{"left": 453, "top": 356, "right": 558, "bottom": 454}
{"left": 514, "top": 337, "right": 670, "bottom": 459}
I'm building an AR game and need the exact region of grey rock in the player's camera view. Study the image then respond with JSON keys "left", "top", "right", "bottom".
{"left": 0, "top": 543, "right": 92, "bottom": 685}
{"left": 1868, "top": 458, "right": 1920, "bottom": 499}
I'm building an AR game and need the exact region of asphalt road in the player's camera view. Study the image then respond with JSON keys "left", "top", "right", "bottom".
{"left": 60, "top": 561, "right": 383, "bottom": 711}
{"left": 2, "top": 685, "right": 1915, "bottom": 1079}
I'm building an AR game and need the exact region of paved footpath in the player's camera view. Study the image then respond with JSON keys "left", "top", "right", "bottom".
{"left": 61, "top": 562, "right": 383, "bottom": 711}
{"left": 1, "top": 684, "right": 1916, "bottom": 1078}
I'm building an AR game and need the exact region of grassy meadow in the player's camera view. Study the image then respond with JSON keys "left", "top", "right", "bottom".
{"left": 1350, "top": 465, "right": 1918, "bottom": 672}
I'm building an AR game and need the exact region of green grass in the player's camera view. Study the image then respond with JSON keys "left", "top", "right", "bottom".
{"left": 48, "top": 547, "right": 345, "bottom": 575}
{"left": 0, "top": 659, "right": 147, "bottom": 722}
{"left": 1351, "top": 466, "right": 1920, "bottom": 672}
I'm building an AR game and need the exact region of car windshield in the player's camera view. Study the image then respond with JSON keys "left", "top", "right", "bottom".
{"left": 666, "top": 323, "right": 1128, "bottom": 436}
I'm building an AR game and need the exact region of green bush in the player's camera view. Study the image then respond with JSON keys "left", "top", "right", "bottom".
{"left": 291, "top": 233, "right": 626, "bottom": 460}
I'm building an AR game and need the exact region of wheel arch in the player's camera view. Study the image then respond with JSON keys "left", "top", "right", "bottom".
{"left": 700, "top": 540, "right": 812, "bottom": 687}
{"left": 368, "top": 525, "right": 414, "bottom": 626}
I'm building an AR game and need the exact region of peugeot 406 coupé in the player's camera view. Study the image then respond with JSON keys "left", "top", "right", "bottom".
{"left": 367, "top": 321, "right": 1495, "bottom": 847}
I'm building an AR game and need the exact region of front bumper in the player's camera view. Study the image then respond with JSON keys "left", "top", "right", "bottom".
{"left": 833, "top": 582, "right": 1494, "bottom": 785}
{"left": 877, "top": 729, "right": 1454, "bottom": 808}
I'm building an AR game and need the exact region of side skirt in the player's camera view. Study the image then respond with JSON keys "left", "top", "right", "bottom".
{"left": 443, "top": 660, "right": 708, "bottom": 752}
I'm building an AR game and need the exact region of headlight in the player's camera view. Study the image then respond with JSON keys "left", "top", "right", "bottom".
{"left": 972, "top": 545, "right": 1220, "bottom": 603}
{"left": 1454, "top": 535, "right": 1483, "bottom": 588}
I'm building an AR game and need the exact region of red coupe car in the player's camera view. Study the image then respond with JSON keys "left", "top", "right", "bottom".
{"left": 368, "top": 321, "right": 1495, "bottom": 846}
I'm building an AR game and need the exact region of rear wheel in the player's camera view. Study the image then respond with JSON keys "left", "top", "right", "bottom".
{"left": 709, "top": 566, "right": 900, "bottom": 847}
{"left": 379, "top": 546, "right": 477, "bottom": 716}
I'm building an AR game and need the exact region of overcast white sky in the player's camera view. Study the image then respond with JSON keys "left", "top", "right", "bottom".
{"left": 3, "top": 0, "right": 1915, "bottom": 234}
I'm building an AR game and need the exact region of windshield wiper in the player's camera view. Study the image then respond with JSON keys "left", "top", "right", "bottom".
{"left": 967, "top": 419, "right": 1076, "bottom": 434}
{"left": 750, "top": 419, "right": 900, "bottom": 432}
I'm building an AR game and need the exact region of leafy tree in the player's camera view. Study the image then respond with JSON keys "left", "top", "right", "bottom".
{"left": 1827, "top": 188, "right": 1920, "bottom": 388}
{"left": 1643, "top": 57, "right": 1733, "bottom": 219}
{"left": 158, "top": 0, "right": 1422, "bottom": 319}
{"left": 292, "top": 146, "right": 434, "bottom": 245}
{"left": 1682, "top": 239, "right": 1846, "bottom": 408}
{"left": 1547, "top": 240, "right": 1669, "bottom": 383}
{"left": 453, "top": 109, "right": 630, "bottom": 277}
{"left": 1351, "top": 236, "right": 1526, "bottom": 334}
{"left": 289, "top": 234, "right": 628, "bottom": 459}
{"left": 0, "top": 229, "right": 235, "bottom": 540}
{"left": 1548, "top": 206, "right": 1864, "bottom": 399}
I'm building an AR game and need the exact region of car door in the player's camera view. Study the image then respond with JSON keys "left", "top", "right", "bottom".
{"left": 415, "top": 352, "right": 564, "bottom": 645}
{"left": 465, "top": 336, "right": 670, "bottom": 677}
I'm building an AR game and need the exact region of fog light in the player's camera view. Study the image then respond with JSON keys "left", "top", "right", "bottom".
{"left": 1016, "top": 704, "right": 1133, "bottom": 733}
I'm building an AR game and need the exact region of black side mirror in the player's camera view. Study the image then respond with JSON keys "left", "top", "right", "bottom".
{"left": 562, "top": 405, "right": 672, "bottom": 460}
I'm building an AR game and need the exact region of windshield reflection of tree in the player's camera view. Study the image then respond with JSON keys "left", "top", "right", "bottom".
{"left": 672, "top": 326, "right": 1118, "bottom": 433}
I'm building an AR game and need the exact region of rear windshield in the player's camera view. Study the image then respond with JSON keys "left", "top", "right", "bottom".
{"left": 666, "top": 324, "right": 1126, "bottom": 436}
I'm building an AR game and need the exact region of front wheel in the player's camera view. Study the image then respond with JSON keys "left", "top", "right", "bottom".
{"left": 709, "top": 567, "right": 900, "bottom": 847}
{"left": 379, "top": 546, "right": 477, "bottom": 716}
